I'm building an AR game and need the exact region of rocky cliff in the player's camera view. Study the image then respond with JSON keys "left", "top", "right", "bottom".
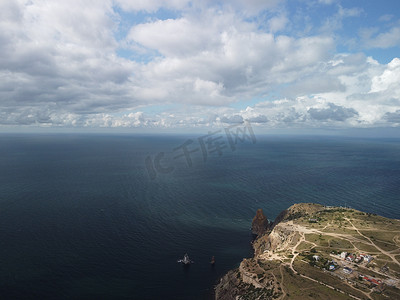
{"left": 251, "top": 208, "right": 270, "bottom": 237}
{"left": 215, "top": 203, "right": 325, "bottom": 300}
{"left": 215, "top": 203, "right": 400, "bottom": 299}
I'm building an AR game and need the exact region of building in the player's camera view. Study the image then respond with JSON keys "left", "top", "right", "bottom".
{"left": 329, "top": 265, "right": 336, "bottom": 271}
{"left": 340, "top": 252, "right": 347, "bottom": 260}
{"left": 313, "top": 255, "right": 320, "bottom": 261}
{"left": 364, "top": 255, "right": 373, "bottom": 263}
{"left": 363, "top": 276, "right": 382, "bottom": 286}
{"left": 343, "top": 267, "right": 353, "bottom": 274}
{"left": 346, "top": 254, "right": 354, "bottom": 262}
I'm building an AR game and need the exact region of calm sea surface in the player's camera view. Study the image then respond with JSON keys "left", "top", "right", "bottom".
{"left": 0, "top": 134, "right": 399, "bottom": 299}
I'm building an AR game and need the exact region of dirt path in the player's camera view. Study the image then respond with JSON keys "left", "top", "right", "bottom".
{"left": 260, "top": 219, "right": 397, "bottom": 299}
{"left": 345, "top": 217, "right": 400, "bottom": 268}
{"left": 295, "top": 270, "right": 366, "bottom": 300}
{"left": 289, "top": 230, "right": 305, "bottom": 273}
{"left": 282, "top": 222, "right": 372, "bottom": 300}
{"left": 289, "top": 258, "right": 372, "bottom": 300}
{"left": 279, "top": 265, "right": 287, "bottom": 300}
{"left": 285, "top": 220, "right": 399, "bottom": 261}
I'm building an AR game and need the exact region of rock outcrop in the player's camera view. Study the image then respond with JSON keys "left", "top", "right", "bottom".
{"left": 251, "top": 208, "right": 270, "bottom": 237}
{"left": 253, "top": 222, "right": 302, "bottom": 255}
{"left": 216, "top": 203, "right": 326, "bottom": 299}
{"left": 216, "top": 203, "right": 400, "bottom": 299}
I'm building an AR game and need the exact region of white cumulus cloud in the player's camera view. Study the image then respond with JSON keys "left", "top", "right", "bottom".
{"left": 0, "top": 0, "right": 399, "bottom": 131}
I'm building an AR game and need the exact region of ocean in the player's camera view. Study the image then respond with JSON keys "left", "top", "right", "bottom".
{"left": 0, "top": 133, "right": 399, "bottom": 299}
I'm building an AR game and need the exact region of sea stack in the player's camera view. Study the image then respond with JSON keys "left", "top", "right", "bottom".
{"left": 251, "top": 208, "right": 269, "bottom": 237}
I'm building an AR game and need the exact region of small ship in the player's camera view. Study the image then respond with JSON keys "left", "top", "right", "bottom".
{"left": 177, "top": 253, "right": 193, "bottom": 265}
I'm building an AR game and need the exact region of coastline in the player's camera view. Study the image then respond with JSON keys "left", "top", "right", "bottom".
{"left": 215, "top": 203, "right": 400, "bottom": 300}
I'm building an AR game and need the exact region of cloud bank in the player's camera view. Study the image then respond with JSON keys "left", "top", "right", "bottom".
{"left": 1, "top": 0, "right": 400, "bottom": 131}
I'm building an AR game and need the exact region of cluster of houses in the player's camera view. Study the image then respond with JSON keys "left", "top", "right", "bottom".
{"left": 340, "top": 252, "right": 373, "bottom": 264}
{"left": 310, "top": 250, "right": 386, "bottom": 290}
{"left": 321, "top": 251, "right": 375, "bottom": 274}
{"left": 312, "top": 255, "right": 340, "bottom": 271}
{"left": 337, "top": 252, "right": 384, "bottom": 287}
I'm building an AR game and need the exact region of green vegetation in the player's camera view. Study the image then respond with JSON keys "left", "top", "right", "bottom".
{"left": 287, "top": 211, "right": 304, "bottom": 221}
{"left": 373, "top": 240, "right": 398, "bottom": 252}
{"left": 305, "top": 233, "right": 329, "bottom": 247}
{"left": 293, "top": 261, "right": 368, "bottom": 299}
{"left": 328, "top": 238, "right": 353, "bottom": 249}
{"left": 217, "top": 203, "right": 400, "bottom": 300}
{"left": 280, "top": 264, "right": 352, "bottom": 300}
{"left": 352, "top": 242, "right": 379, "bottom": 253}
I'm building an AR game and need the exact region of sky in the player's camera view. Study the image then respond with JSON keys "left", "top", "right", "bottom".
{"left": 1, "top": 0, "right": 400, "bottom": 134}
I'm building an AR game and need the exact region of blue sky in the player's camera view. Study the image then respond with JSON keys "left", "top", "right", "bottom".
{"left": 1, "top": 0, "right": 400, "bottom": 133}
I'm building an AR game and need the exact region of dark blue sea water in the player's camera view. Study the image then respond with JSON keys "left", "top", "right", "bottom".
{"left": 0, "top": 134, "right": 399, "bottom": 299}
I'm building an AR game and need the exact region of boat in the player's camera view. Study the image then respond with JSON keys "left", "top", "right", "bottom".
{"left": 210, "top": 256, "right": 215, "bottom": 265}
{"left": 177, "top": 253, "right": 193, "bottom": 265}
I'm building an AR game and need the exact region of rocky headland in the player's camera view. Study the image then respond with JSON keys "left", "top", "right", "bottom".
{"left": 215, "top": 203, "right": 400, "bottom": 300}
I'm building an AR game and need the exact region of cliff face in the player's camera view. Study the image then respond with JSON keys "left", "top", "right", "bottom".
{"left": 214, "top": 259, "right": 283, "bottom": 300}
{"left": 253, "top": 222, "right": 301, "bottom": 255}
{"left": 215, "top": 206, "right": 297, "bottom": 300}
{"left": 252, "top": 203, "right": 324, "bottom": 255}
{"left": 214, "top": 269, "right": 241, "bottom": 300}
{"left": 251, "top": 208, "right": 270, "bottom": 237}
{"left": 216, "top": 203, "right": 325, "bottom": 299}
{"left": 216, "top": 203, "right": 400, "bottom": 299}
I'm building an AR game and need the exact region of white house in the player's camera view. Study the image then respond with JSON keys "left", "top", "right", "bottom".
{"left": 343, "top": 267, "right": 353, "bottom": 274}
